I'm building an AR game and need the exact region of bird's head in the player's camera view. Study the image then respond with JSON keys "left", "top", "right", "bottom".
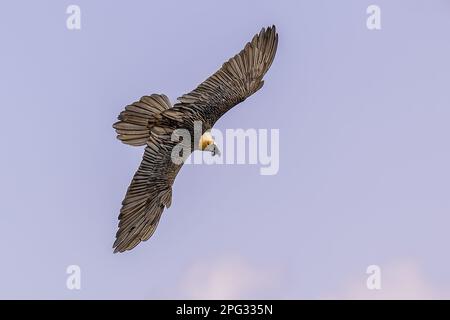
{"left": 199, "top": 131, "right": 221, "bottom": 156}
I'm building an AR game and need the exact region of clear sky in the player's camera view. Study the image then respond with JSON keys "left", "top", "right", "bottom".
{"left": 1, "top": 0, "right": 450, "bottom": 299}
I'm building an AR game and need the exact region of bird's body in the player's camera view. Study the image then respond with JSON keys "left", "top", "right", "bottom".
{"left": 112, "top": 26, "right": 278, "bottom": 253}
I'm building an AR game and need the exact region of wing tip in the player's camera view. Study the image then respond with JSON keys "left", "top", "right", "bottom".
{"left": 263, "top": 24, "right": 277, "bottom": 35}
{"left": 112, "top": 238, "right": 141, "bottom": 254}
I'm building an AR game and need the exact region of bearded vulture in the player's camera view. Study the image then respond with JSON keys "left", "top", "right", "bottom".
{"left": 112, "top": 26, "right": 278, "bottom": 253}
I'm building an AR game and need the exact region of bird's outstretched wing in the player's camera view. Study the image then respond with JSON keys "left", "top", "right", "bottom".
{"left": 113, "top": 128, "right": 183, "bottom": 253}
{"left": 167, "top": 25, "right": 278, "bottom": 127}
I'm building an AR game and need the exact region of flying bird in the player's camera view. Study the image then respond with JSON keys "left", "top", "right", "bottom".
{"left": 112, "top": 26, "right": 278, "bottom": 253}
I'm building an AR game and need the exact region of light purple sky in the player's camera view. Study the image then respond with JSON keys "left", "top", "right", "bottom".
{"left": 1, "top": 0, "right": 450, "bottom": 299}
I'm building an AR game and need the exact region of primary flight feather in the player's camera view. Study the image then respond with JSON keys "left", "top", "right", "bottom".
{"left": 112, "top": 26, "right": 278, "bottom": 253}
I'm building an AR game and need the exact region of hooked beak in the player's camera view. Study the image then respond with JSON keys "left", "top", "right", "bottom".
{"left": 211, "top": 144, "right": 221, "bottom": 157}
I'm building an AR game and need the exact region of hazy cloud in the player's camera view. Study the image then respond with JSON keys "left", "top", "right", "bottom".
{"left": 180, "top": 255, "right": 280, "bottom": 299}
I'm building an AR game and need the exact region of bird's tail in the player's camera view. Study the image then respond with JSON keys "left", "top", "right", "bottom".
{"left": 113, "top": 94, "right": 172, "bottom": 146}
